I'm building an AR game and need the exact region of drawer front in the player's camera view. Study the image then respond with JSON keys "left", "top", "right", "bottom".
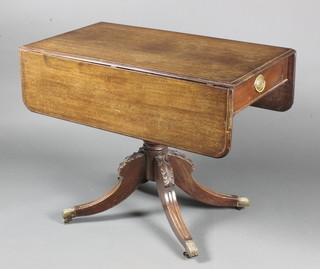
{"left": 233, "top": 58, "right": 288, "bottom": 113}
{"left": 20, "top": 49, "right": 233, "bottom": 158}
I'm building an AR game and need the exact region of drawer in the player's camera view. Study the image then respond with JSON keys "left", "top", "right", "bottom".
{"left": 233, "top": 58, "right": 289, "bottom": 113}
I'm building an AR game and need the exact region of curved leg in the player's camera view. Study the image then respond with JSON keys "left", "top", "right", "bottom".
{"left": 168, "top": 150, "right": 250, "bottom": 208}
{"left": 62, "top": 152, "right": 145, "bottom": 224}
{"left": 154, "top": 154, "right": 199, "bottom": 258}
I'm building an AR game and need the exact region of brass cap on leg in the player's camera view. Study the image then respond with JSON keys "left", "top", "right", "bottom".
{"left": 183, "top": 240, "right": 199, "bottom": 258}
{"left": 62, "top": 207, "right": 76, "bottom": 224}
{"left": 237, "top": 197, "right": 250, "bottom": 208}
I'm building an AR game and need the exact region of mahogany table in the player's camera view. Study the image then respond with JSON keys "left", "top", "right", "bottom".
{"left": 20, "top": 22, "right": 295, "bottom": 258}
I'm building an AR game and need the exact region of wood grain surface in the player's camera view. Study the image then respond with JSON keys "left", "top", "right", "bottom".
{"left": 170, "top": 155, "right": 240, "bottom": 207}
{"left": 20, "top": 22, "right": 295, "bottom": 158}
{"left": 75, "top": 152, "right": 145, "bottom": 217}
{"left": 23, "top": 22, "right": 293, "bottom": 86}
{"left": 20, "top": 49, "right": 233, "bottom": 158}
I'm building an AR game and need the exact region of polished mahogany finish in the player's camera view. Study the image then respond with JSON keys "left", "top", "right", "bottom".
{"left": 63, "top": 142, "right": 247, "bottom": 257}
{"left": 20, "top": 22, "right": 295, "bottom": 258}
{"left": 75, "top": 152, "right": 145, "bottom": 217}
{"left": 19, "top": 22, "right": 295, "bottom": 158}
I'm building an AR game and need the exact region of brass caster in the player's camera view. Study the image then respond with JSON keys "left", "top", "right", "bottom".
{"left": 183, "top": 240, "right": 199, "bottom": 258}
{"left": 62, "top": 207, "right": 76, "bottom": 224}
{"left": 183, "top": 252, "right": 190, "bottom": 258}
{"left": 236, "top": 197, "right": 250, "bottom": 209}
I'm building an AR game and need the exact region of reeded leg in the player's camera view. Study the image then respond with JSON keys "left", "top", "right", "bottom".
{"left": 154, "top": 153, "right": 199, "bottom": 258}
{"left": 62, "top": 152, "right": 145, "bottom": 224}
{"left": 168, "top": 150, "right": 250, "bottom": 208}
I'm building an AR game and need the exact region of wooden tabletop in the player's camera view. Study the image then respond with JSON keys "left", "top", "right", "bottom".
{"left": 24, "top": 22, "right": 292, "bottom": 87}
{"left": 20, "top": 22, "right": 295, "bottom": 157}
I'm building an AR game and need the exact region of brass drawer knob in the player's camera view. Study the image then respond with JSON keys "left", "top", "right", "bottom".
{"left": 254, "top": 74, "right": 266, "bottom": 93}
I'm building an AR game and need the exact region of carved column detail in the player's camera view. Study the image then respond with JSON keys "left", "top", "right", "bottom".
{"left": 154, "top": 154, "right": 174, "bottom": 187}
